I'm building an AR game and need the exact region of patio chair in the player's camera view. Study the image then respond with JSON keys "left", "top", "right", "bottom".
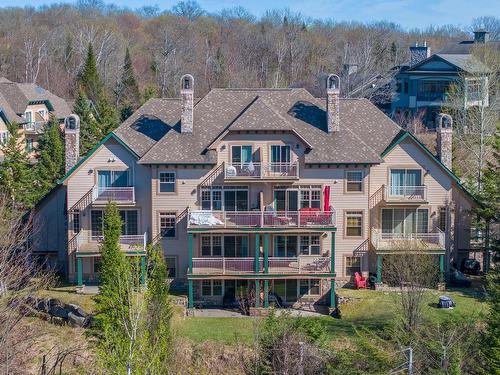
{"left": 354, "top": 272, "right": 367, "bottom": 289}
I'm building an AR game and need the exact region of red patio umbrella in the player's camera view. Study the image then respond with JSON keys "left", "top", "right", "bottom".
{"left": 323, "top": 186, "right": 330, "bottom": 212}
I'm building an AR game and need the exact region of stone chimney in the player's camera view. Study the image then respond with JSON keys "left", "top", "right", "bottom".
{"left": 474, "top": 30, "right": 489, "bottom": 44}
{"left": 180, "top": 74, "right": 194, "bottom": 133}
{"left": 409, "top": 42, "right": 431, "bottom": 66}
{"left": 64, "top": 114, "right": 80, "bottom": 173}
{"left": 436, "top": 113, "right": 453, "bottom": 170}
{"left": 326, "top": 74, "right": 340, "bottom": 133}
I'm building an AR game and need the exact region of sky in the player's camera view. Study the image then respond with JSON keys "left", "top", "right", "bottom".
{"left": 1, "top": 0, "right": 498, "bottom": 30}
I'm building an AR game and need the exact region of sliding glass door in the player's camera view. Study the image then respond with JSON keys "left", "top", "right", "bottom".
{"left": 382, "top": 208, "right": 429, "bottom": 234}
{"left": 390, "top": 169, "right": 422, "bottom": 196}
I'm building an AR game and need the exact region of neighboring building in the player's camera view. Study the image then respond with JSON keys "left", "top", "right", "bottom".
{"left": 391, "top": 31, "right": 498, "bottom": 128}
{"left": 0, "top": 77, "right": 71, "bottom": 160}
{"left": 34, "top": 74, "right": 478, "bottom": 311}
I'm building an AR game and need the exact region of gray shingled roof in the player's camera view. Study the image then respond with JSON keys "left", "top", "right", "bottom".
{"left": 439, "top": 40, "right": 500, "bottom": 54}
{"left": 436, "top": 54, "right": 490, "bottom": 74}
{"left": 113, "top": 87, "right": 402, "bottom": 165}
{"left": 0, "top": 77, "right": 71, "bottom": 123}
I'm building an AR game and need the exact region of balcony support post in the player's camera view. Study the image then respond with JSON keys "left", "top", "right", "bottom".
{"left": 254, "top": 279, "right": 260, "bottom": 308}
{"left": 140, "top": 256, "right": 146, "bottom": 285}
{"left": 77, "top": 257, "right": 83, "bottom": 287}
{"left": 439, "top": 254, "right": 445, "bottom": 283}
{"left": 188, "top": 280, "right": 194, "bottom": 309}
{"left": 376, "top": 254, "right": 382, "bottom": 284}
{"left": 264, "top": 233, "right": 269, "bottom": 273}
{"left": 254, "top": 234, "right": 260, "bottom": 273}
{"left": 330, "top": 231, "right": 336, "bottom": 309}
{"left": 188, "top": 233, "right": 193, "bottom": 274}
{"left": 264, "top": 280, "right": 269, "bottom": 308}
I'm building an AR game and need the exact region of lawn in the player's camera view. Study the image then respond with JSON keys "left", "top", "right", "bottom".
{"left": 34, "top": 284, "right": 487, "bottom": 347}
{"left": 174, "top": 287, "right": 487, "bottom": 345}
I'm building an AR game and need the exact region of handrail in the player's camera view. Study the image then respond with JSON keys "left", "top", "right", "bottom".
{"left": 371, "top": 227, "right": 445, "bottom": 250}
{"left": 385, "top": 185, "right": 427, "bottom": 201}
{"left": 187, "top": 209, "right": 336, "bottom": 228}
{"left": 224, "top": 161, "right": 299, "bottom": 179}
{"left": 93, "top": 186, "right": 135, "bottom": 202}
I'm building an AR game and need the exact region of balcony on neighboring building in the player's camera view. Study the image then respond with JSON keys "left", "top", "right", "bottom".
{"left": 92, "top": 186, "right": 135, "bottom": 204}
{"left": 72, "top": 231, "right": 147, "bottom": 255}
{"left": 224, "top": 162, "right": 299, "bottom": 180}
{"left": 23, "top": 121, "right": 46, "bottom": 134}
{"left": 384, "top": 185, "right": 427, "bottom": 203}
{"left": 371, "top": 228, "right": 445, "bottom": 253}
{"left": 187, "top": 209, "right": 336, "bottom": 230}
{"left": 190, "top": 256, "right": 331, "bottom": 275}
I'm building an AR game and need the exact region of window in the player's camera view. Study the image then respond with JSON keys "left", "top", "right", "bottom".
{"left": 346, "top": 171, "right": 363, "bottom": 192}
{"left": 201, "top": 236, "right": 222, "bottom": 256}
{"left": 0, "top": 131, "right": 9, "bottom": 145}
{"left": 92, "top": 210, "right": 138, "bottom": 237}
{"left": 159, "top": 212, "right": 176, "bottom": 238}
{"left": 299, "top": 279, "right": 320, "bottom": 296}
{"left": 275, "top": 236, "right": 297, "bottom": 257}
{"left": 223, "top": 236, "right": 248, "bottom": 257}
{"left": 276, "top": 186, "right": 320, "bottom": 210}
{"left": 91, "top": 210, "right": 104, "bottom": 237}
{"left": 381, "top": 208, "right": 429, "bottom": 234}
{"left": 231, "top": 145, "right": 253, "bottom": 165}
{"left": 165, "top": 256, "right": 177, "bottom": 278}
{"left": 270, "top": 145, "right": 291, "bottom": 163}
{"left": 346, "top": 211, "right": 363, "bottom": 237}
{"left": 97, "top": 170, "right": 130, "bottom": 189}
{"left": 159, "top": 171, "right": 176, "bottom": 193}
{"left": 389, "top": 169, "right": 422, "bottom": 195}
{"left": 24, "top": 111, "right": 33, "bottom": 123}
{"left": 466, "top": 78, "right": 485, "bottom": 102}
{"left": 417, "top": 80, "right": 451, "bottom": 101}
{"left": 120, "top": 210, "right": 138, "bottom": 235}
{"left": 93, "top": 258, "right": 102, "bottom": 274}
{"left": 345, "top": 256, "right": 361, "bottom": 276}
{"left": 201, "top": 186, "right": 247, "bottom": 211}
{"left": 299, "top": 235, "right": 320, "bottom": 255}
{"left": 37, "top": 109, "right": 48, "bottom": 120}
{"left": 438, "top": 207, "right": 447, "bottom": 232}
{"left": 72, "top": 210, "right": 80, "bottom": 234}
{"left": 202, "top": 280, "right": 222, "bottom": 296}
{"left": 25, "top": 139, "right": 34, "bottom": 152}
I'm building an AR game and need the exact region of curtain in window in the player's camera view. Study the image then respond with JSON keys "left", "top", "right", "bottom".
{"left": 241, "top": 146, "right": 252, "bottom": 164}
{"left": 390, "top": 169, "right": 405, "bottom": 195}
{"left": 393, "top": 209, "right": 405, "bottom": 234}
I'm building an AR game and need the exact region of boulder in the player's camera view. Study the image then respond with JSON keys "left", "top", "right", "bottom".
{"left": 68, "top": 312, "right": 87, "bottom": 327}
{"left": 67, "top": 303, "right": 87, "bottom": 318}
{"left": 48, "top": 304, "right": 69, "bottom": 319}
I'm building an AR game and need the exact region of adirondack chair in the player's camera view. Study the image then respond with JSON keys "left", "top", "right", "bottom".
{"left": 354, "top": 272, "right": 367, "bottom": 289}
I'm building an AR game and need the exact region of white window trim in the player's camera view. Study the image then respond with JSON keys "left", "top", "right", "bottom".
{"left": 158, "top": 171, "right": 176, "bottom": 193}
{"left": 345, "top": 211, "right": 364, "bottom": 237}
{"left": 0, "top": 130, "right": 10, "bottom": 145}
{"left": 381, "top": 208, "right": 429, "bottom": 234}
{"left": 159, "top": 211, "right": 177, "bottom": 238}
{"left": 201, "top": 280, "right": 223, "bottom": 296}
{"left": 200, "top": 186, "right": 249, "bottom": 211}
{"left": 345, "top": 170, "right": 364, "bottom": 193}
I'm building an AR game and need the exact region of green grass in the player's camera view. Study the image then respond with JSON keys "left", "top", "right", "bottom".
{"left": 175, "top": 287, "right": 487, "bottom": 345}
{"left": 37, "top": 284, "right": 488, "bottom": 347}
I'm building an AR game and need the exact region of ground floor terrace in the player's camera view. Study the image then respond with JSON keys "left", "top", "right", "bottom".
{"left": 186, "top": 228, "right": 337, "bottom": 310}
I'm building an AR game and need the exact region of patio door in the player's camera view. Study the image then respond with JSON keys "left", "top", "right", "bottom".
{"left": 97, "top": 170, "right": 129, "bottom": 189}
{"left": 274, "top": 236, "right": 298, "bottom": 257}
{"left": 271, "top": 145, "right": 291, "bottom": 173}
{"left": 382, "top": 208, "right": 429, "bottom": 234}
{"left": 274, "top": 189, "right": 298, "bottom": 211}
{"left": 390, "top": 169, "right": 422, "bottom": 196}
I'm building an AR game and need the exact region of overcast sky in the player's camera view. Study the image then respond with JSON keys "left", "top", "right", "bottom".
{"left": 1, "top": 0, "right": 497, "bottom": 30}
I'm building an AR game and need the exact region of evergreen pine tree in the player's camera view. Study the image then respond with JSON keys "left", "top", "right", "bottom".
{"left": 77, "top": 43, "right": 104, "bottom": 104}
{"left": 92, "top": 202, "right": 131, "bottom": 372}
{"left": 0, "top": 123, "right": 35, "bottom": 207}
{"left": 33, "top": 116, "right": 64, "bottom": 200}
{"left": 143, "top": 245, "right": 173, "bottom": 373}
{"left": 118, "top": 48, "right": 141, "bottom": 121}
{"left": 73, "top": 87, "right": 101, "bottom": 155}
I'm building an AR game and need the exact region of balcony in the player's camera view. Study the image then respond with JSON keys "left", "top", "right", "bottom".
{"left": 371, "top": 228, "right": 445, "bottom": 253}
{"left": 224, "top": 162, "right": 299, "bottom": 180}
{"left": 384, "top": 185, "right": 427, "bottom": 203}
{"left": 23, "top": 121, "right": 46, "bottom": 134}
{"left": 191, "top": 256, "right": 331, "bottom": 275}
{"left": 92, "top": 186, "right": 135, "bottom": 204}
{"left": 73, "top": 231, "right": 147, "bottom": 254}
{"left": 187, "top": 209, "right": 336, "bottom": 230}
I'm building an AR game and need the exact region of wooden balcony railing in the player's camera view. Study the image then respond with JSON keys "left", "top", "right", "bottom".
{"left": 224, "top": 162, "right": 299, "bottom": 179}
{"left": 191, "top": 256, "right": 331, "bottom": 275}
{"left": 371, "top": 228, "right": 445, "bottom": 251}
{"left": 385, "top": 185, "right": 427, "bottom": 202}
{"left": 92, "top": 186, "right": 135, "bottom": 203}
{"left": 74, "top": 231, "right": 147, "bottom": 253}
{"left": 187, "top": 209, "right": 336, "bottom": 229}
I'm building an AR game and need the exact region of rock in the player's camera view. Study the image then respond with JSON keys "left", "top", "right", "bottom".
{"left": 68, "top": 312, "right": 86, "bottom": 327}
{"left": 67, "top": 303, "right": 87, "bottom": 318}
{"left": 49, "top": 305, "right": 69, "bottom": 319}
